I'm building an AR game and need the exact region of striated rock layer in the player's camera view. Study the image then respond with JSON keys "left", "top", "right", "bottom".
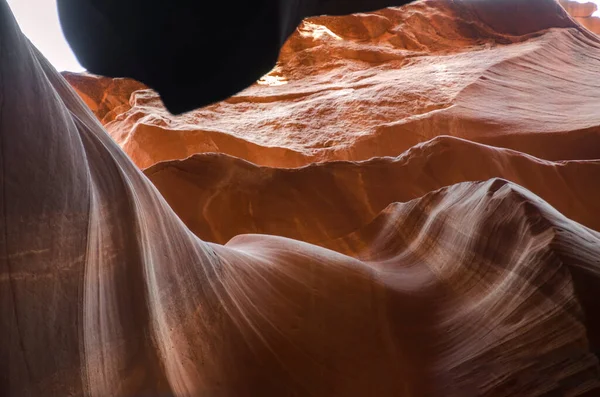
{"left": 3, "top": 0, "right": 600, "bottom": 397}
{"left": 146, "top": 137, "right": 600, "bottom": 245}
{"left": 69, "top": 0, "right": 600, "bottom": 169}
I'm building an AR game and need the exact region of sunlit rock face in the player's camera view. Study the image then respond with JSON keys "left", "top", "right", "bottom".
{"left": 4, "top": 0, "right": 600, "bottom": 396}
{"left": 146, "top": 137, "right": 600, "bottom": 245}
{"left": 62, "top": 72, "right": 147, "bottom": 124}
{"left": 68, "top": 0, "right": 600, "bottom": 169}
{"left": 560, "top": 0, "right": 600, "bottom": 33}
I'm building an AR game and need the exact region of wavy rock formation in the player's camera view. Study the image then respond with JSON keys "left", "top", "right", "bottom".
{"left": 68, "top": 0, "right": 600, "bottom": 169}
{"left": 146, "top": 136, "right": 600, "bottom": 245}
{"left": 560, "top": 0, "right": 600, "bottom": 33}
{"left": 4, "top": 0, "right": 600, "bottom": 397}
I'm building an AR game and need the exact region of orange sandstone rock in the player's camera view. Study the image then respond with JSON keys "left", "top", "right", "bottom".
{"left": 69, "top": 0, "right": 600, "bottom": 169}
{"left": 2, "top": 1, "right": 600, "bottom": 396}
{"left": 560, "top": 0, "right": 598, "bottom": 17}
{"left": 62, "top": 72, "right": 146, "bottom": 124}
{"left": 560, "top": 0, "right": 600, "bottom": 34}
{"left": 145, "top": 136, "right": 600, "bottom": 245}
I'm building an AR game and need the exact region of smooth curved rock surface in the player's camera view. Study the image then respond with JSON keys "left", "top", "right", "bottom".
{"left": 3, "top": 1, "right": 600, "bottom": 397}
{"left": 146, "top": 136, "right": 600, "bottom": 245}
{"left": 69, "top": 0, "right": 600, "bottom": 169}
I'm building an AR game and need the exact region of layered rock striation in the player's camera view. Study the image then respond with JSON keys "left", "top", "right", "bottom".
{"left": 2, "top": 0, "right": 600, "bottom": 396}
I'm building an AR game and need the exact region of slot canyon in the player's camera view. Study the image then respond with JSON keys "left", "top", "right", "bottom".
{"left": 3, "top": 0, "right": 600, "bottom": 395}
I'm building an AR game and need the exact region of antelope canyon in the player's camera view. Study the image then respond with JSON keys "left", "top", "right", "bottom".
{"left": 3, "top": 0, "right": 600, "bottom": 396}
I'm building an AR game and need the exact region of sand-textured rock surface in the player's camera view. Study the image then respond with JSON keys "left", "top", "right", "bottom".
{"left": 561, "top": 0, "right": 600, "bottom": 33}
{"left": 69, "top": 0, "right": 600, "bottom": 169}
{"left": 62, "top": 72, "right": 147, "bottom": 124}
{"left": 4, "top": 1, "right": 600, "bottom": 397}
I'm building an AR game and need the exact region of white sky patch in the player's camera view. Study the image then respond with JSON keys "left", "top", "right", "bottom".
{"left": 6, "top": 0, "right": 84, "bottom": 72}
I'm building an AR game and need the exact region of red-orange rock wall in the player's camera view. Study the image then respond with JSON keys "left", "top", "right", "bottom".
{"left": 2, "top": 0, "right": 599, "bottom": 396}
